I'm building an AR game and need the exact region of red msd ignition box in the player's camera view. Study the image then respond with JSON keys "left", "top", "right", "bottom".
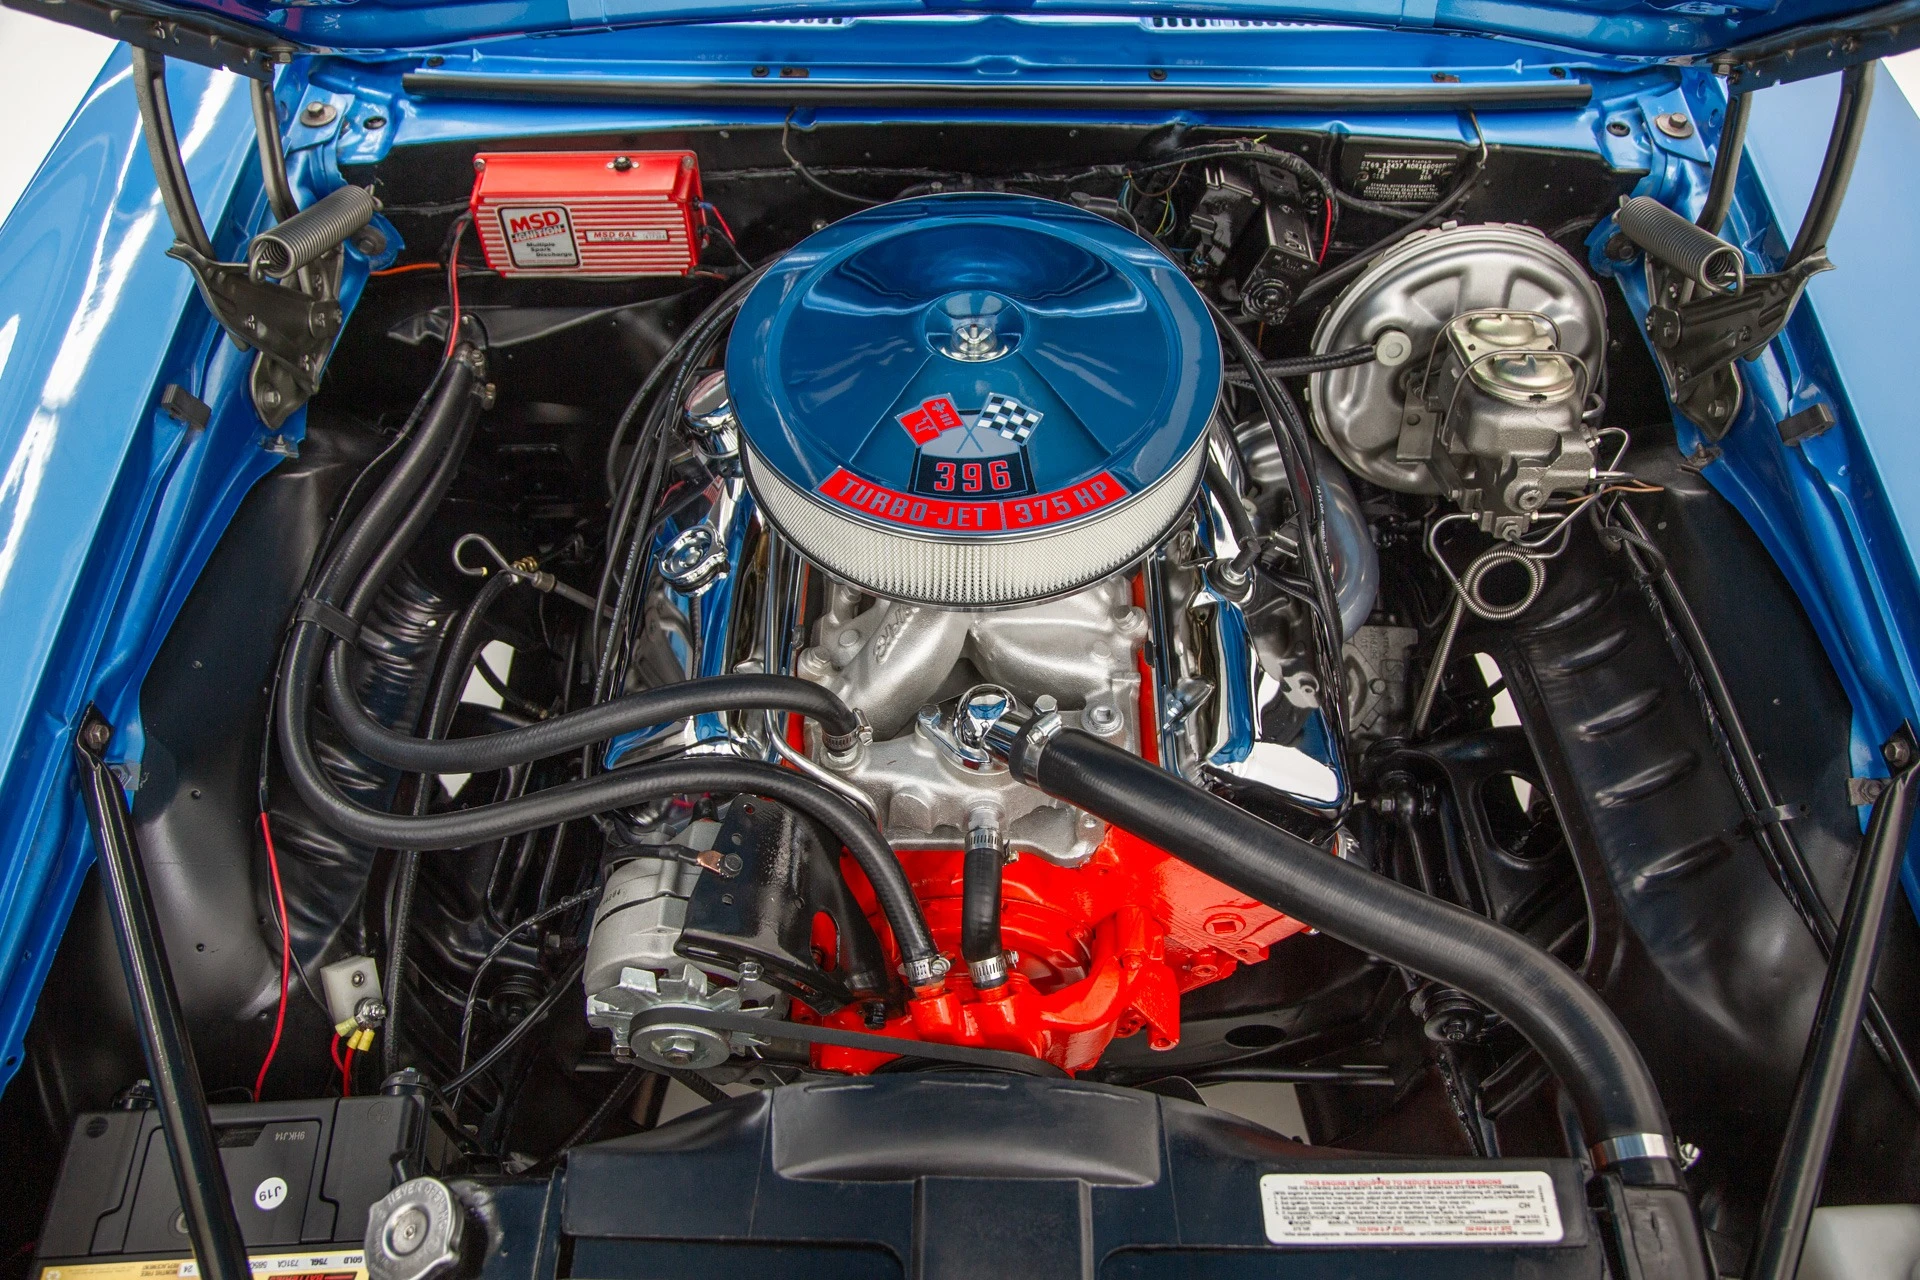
{"left": 470, "top": 150, "right": 701, "bottom": 277}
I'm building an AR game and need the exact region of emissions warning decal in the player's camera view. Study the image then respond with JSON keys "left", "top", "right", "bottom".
{"left": 1259, "top": 1171, "right": 1564, "bottom": 1245}
{"left": 819, "top": 468, "right": 1127, "bottom": 533}
{"left": 497, "top": 205, "right": 580, "bottom": 268}
{"left": 39, "top": 1249, "right": 366, "bottom": 1280}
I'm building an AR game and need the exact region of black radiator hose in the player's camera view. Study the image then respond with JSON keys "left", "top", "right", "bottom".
{"left": 310, "top": 355, "right": 478, "bottom": 607}
{"left": 990, "top": 721, "right": 1680, "bottom": 1174}
{"left": 960, "top": 833, "right": 1006, "bottom": 990}
{"left": 323, "top": 663, "right": 863, "bottom": 773}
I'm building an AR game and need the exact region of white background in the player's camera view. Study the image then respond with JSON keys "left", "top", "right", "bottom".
{"left": 2, "top": 11, "right": 1920, "bottom": 227}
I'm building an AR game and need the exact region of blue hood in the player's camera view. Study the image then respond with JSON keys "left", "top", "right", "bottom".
{"left": 3, "top": 0, "right": 1915, "bottom": 75}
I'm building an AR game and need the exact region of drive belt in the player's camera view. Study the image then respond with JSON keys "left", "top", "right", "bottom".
{"left": 627, "top": 1005, "right": 1069, "bottom": 1079}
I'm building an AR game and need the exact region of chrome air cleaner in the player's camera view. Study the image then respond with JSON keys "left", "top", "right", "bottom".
{"left": 725, "top": 194, "right": 1222, "bottom": 607}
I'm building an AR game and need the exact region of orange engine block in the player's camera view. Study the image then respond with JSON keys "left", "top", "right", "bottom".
{"left": 809, "top": 825, "right": 1308, "bottom": 1073}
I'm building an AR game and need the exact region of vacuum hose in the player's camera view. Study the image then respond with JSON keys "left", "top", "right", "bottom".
{"left": 986, "top": 717, "right": 1679, "bottom": 1175}
{"left": 323, "top": 665, "right": 863, "bottom": 774}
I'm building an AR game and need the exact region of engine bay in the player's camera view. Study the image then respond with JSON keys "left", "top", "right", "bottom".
{"left": 11, "top": 94, "right": 1920, "bottom": 1280}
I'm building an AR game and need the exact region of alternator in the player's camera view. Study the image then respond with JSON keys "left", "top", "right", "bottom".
{"left": 581, "top": 820, "right": 767, "bottom": 1069}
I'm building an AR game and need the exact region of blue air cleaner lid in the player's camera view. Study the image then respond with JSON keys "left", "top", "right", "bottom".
{"left": 725, "top": 193, "right": 1222, "bottom": 607}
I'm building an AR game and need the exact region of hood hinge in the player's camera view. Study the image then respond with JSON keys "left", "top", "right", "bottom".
{"left": 129, "top": 50, "right": 383, "bottom": 430}
{"left": 1607, "top": 61, "right": 1873, "bottom": 437}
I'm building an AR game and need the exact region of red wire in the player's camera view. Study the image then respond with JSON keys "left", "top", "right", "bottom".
{"left": 253, "top": 813, "right": 291, "bottom": 1102}
{"left": 703, "top": 201, "right": 737, "bottom": 243}
{"left": 329, "top": 1032, "right": 344, "bottom": 1073}
{"left": 1318, "top": 196, "right": 1334, "bottom": 264}
{"left": 341, "top": 1045, "right": 354, "bottom": 1098}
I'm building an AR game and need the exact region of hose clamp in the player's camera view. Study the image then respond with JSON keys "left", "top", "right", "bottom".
{"left": 967, "top": 954, "right": 1009, "bottom": 989}
{"left": 1013, "top": 711, "right": 1064, "bottom": 784}
{"left": 823, "top": 708, "right": 872, "bottom": 763}
{"left": 980, "top": 704, "right": 1062, "bottom": 785}
{"left": 901, "top": 954, "right": 951, "bottom": 988}
{"left": 1589, "top": 1133, "right": 1671, "bottom": 1168}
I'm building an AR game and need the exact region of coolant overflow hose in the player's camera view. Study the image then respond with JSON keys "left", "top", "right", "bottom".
{"left": 988, "top": 718, "right": 1679, "bottom": 1176}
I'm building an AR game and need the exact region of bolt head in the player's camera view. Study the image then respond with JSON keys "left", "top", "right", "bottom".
{"left": 1885, "top": 738, "right": 1914, "bottom": 768}
{"left": 655, "top": 1034, "right": 701, "bottom": 1065}
{"left": 299, "top": 101, "right": 337, "bottom": 127}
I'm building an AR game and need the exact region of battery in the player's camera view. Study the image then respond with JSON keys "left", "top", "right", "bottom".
{"left": 470, "top": 150, "right": 702, "bottom": 278}
{"left": 33, "top": 1094, "right": 445, "bottom": 1280}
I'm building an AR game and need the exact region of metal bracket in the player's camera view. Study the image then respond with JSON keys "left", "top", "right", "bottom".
{"left": 1640, "top": 252, "right": 1831, "bottom": 438}
{"left": 166, "top": 243, "right": 343, "bottom": 413}
{"left": 131, "top": 49, "right": 362, "bottom": 431}
{"left": 1617, "top": 62, "right": 1873, "bottom": 440}
{"left": 677, "top": 799, "right": 894, "bottom": 1011}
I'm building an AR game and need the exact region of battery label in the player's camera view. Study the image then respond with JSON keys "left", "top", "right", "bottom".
{"left": 40, "top": 1250, "right": 366, "bottom": 1280}
{"left": 1258, "top": 1171, "right": 1564, "bottom": 1245}
{"left": 497, "top": 205, "right": 580, "bottom": 268}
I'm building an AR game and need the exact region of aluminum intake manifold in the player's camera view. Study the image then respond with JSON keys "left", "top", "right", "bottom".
{"left": 796, "top": 576, "right": 1146, "bottom": 866}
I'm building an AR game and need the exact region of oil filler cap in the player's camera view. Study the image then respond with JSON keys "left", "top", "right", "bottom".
{"left": 726, "top": 193, "right": 1221, "bottom": 606}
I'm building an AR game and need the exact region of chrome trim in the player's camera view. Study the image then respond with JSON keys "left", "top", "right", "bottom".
{"left": 1589, "top": 1133, "right": 1673, "bottom": 1167}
